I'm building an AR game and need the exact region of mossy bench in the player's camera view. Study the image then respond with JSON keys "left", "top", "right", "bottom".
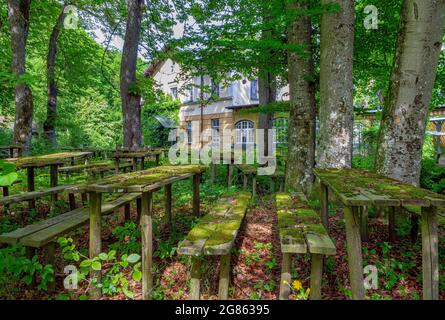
{"left": 276, "top": 192, "right": 336, "bottom": 300}
{"left": 177, "top": 192, "right": 251, "bottom": 300}
{"left": 235, "top": 165, "right": 285, "bottom": 197}
{"left": 0, "top": 192, "right": 141, "bottom": 290}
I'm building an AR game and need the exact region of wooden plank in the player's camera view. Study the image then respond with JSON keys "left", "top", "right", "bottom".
{"left": 280, "top": 228, "right": 307, "bottom": 254}
{"left": 305, "top": 231, "right": 336, "bottom": 256}
{"left": 310, "top": 254, "right": 323, "bottom": 300}
{"left": 279, "top": 253, "right": 292, "bottom": 300}
{"left": 141, "top": 191, "right": 153, "bottom": 300}
{"left": 0, "top": 185, "right": 76, "bottom": 205}
{"left": 189, "top": 257, "right": 201, "bottom": 300}
{"left": 421, "top": 206, "right": 439, "bottom": 300}
{"left": 177, "top": 238, "right": 207, "bottom": 256}
{"left": 89, "top": 192, "right": 102, "bottom": 300}
{"left": 343, "top": 206, "right": 365, "bottom": 300}
{"left": 218, "top": 254, "right": 231, "bottom": 300}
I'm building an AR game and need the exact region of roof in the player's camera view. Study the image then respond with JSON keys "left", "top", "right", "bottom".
{"left": 143, "top": 46, "right": 172, "bottom": 77}
{"left": 226, "top": 104, "right": 259, "bottom": 110}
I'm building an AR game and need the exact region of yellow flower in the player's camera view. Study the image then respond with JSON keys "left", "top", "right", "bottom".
{"left": 306, "top": 288, "right": 311, "bottom": 293}
{"left": 292, "top": 280, "right": 303, "bottom": 291}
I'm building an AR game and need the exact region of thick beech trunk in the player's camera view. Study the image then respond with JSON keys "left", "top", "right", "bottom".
{"left": 43, "top": 6, "right": 66, "bottom": 148}
{"left": 376, "top": 0, "right": 445, "bottom": 186}
{"left": 8, "top": 0, "right": 33, "bottom": 153}
{"left": 316, "top": 0, "right": 355, "bottom": 168}
{"left": 285, "top": 1, "right": 316, "bottom": 194}
{"left": 120, "top": 0, "right": 144, "bottom": 148}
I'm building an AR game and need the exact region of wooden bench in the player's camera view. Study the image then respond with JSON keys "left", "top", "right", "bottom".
{"left": 236, "top": 165, "right": 285, "bottom": 197}
{"left": 177, "top": 192, "right": 251, "bottom": 300}
{"left": 0, "top": 192, "right": 141, "bottom": 289}
{"left": 59, "top": 162, "right": 111, "bottom": 174}
{"left": 276, "top": 192, "right": 336, "bottom": 300}
{"left": 88, "top": 162, "right": 133, "bottom": 178}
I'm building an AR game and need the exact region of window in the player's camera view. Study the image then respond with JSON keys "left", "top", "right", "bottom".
{"left": 211, "top": 79, "right": 220, "bottom": 98}
{"left": 186, "top": 121, "right": 192, "bottom": 145}
{"left": 170, "top": 87, "right": 178, "bottom": 100}
{"left": 235, "top": 120, "right": 254, "bottom": 146}
{"left": 250, "top": 79, "right": 259, "bottom": 100}
{"left": 211, "top": 119, "right": 220, "bottom": 146}
{"left": 186, "top": 85, "right": 194, "bottom": 102}
{"left": 273, "top": 118, "right": 289, "bottom": 145}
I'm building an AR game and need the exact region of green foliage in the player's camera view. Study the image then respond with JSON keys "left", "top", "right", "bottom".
{"left": 0, "top": 244, "right": 54, "bottom": 295}
{"left": 0, "top": 160, "right": 19, "bottom": 186}
{"left": 110, "top": 221, "right": 141, "bottom": 255}
{"left": 58, "top": 237, "right": 141, "bottom": 299}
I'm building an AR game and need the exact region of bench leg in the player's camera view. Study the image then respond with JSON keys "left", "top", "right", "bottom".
{"left": 50, "top": 164, "right": 59, "bottom": 204}
{"left": 124, "top": 203, "right": 131, "bottom": 221}
{"left": 320, "top": 183, "right": 329, "bottom": 229}
{"left": 141, "top": 191, "right": 153, "bottom": 300}
{"left": 25, "top": 247, "right": 37, "bottom": 288}
{"left": 68, "top": 193, "right": 76, "bottom": 211}
{"left": 243, "top": 174, "right": 248, "bottom": 190}
{"left": 344, "top": 206, "right": 365, "bottom": 300}
{"left": 44, "top": 243, "right": 56, "bottom": 292}
{"left": 165, "top": 184, "right": 172, "bottom": 229}
{"left": 310, "top": 254, "right": 323, "bottom": 300}
{"left": 388, "top": 207, "right": 396, "bottom": 243}
{"left": 279, "top": 253, "right": 292, "bottom": 300}
{"left": 218, "top": 254, "right": 231, "bottom": 300}
{"left": 421, "top": 207, "right": 439, "bottom": 300}
{"left": 89, "top": 192, "right": 102, "bottom": 300}
{"left": 189, "top": 257, "right": 201, "bottom": 300}
{"left": 211, "top": 163, "right": 216, "bottom": 184}
{"left": 27, "top": 167, "right": 36, "bottom": 211}
{"left": 410, "top": 213, "right": 419, "bottom": 244}
{"left": 81, "top": 193, "right": 88, "bottom": 206}
{"left": 359, "top": 206, "right": 369, "bottom": 242}
{"left": 252, "top": 175, "right": 257, "bottom": 199}
{"left": 227, "top": 164, "right": 233, "bottom": 187}
{"left": 193, "top": 174, "right": 200, "bottom": 217}
{"left": 3, "top": 186, "right": 9, "bottom": 210}
{"left": 136, "top": 198, "right": 142, "bottom": 224}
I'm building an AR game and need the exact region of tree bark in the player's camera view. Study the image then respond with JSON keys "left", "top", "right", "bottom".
{"left": 258, "top": 72, "right": 276, "bottom": 157}
{"left": 120, "top": 0, "right": 144, "bottom": 148}
{"left": 43, "top": 5, "right": 66, "bottom": 148}
{"left": 8, "top": 0, "right": 33, "bottom": 154}
{"left": 285, "top": 1, "right": 316, "bottom": 194}
{"left": 376, "top": 0, "right": 445, "bottom": 186}
{"left": 316, "top": 0, "right": 355, "bottom": 169}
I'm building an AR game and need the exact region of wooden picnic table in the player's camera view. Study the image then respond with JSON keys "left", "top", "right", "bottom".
{"left": 0, "top": 145, "right": 23, "bottom": 158}
{"left": 314, "top": 168, "right": 445, "bottom": 300}
{"left": 78, "top": 165, "right": 206, "bottom": 300}
{"left": 5, "top": 152, "right": 93, "bottom": 207}
{"left": 113, "top": 151, "right": 161, "bottom": 173}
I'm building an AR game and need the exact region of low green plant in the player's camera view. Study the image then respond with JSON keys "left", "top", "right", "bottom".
{"left": 110, "top": 222, "right": 141, "bottom": 254}
{"left": 58, "top": 237, "right": 141, "bottom": 299}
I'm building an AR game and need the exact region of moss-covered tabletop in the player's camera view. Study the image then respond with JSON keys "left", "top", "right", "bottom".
{"left": 112, "top": 151, "right": 162, "bottom": 159}
{"left": 314, "top": 168, "right": 445, "bottom": 207}
{"left": 6, "top": 151, "right": 93, "bottom": 169}
{"left": 82, "top": 165, "right": 206, "bottom": 193}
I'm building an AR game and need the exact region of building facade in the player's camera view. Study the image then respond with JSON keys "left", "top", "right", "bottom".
{"left": 148, "top": 58, "right": 289, "bottom": 149}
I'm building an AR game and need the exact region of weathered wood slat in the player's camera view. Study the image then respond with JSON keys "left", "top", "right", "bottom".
{"left": 0, "top": 184, "right": 80, "bottom": 205}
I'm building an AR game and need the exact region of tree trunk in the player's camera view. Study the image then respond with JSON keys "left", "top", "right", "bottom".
{"left": 120, "top": 0, "right": 144, "bottom": 148}
{"left": 43, "top": 6, "right": 66, "bottom": 148}
{"left": 8, "top": 0, "right": 33, "bottom": 154}
{"left": 285, "top": 1, "right": 316, "bottom": 194}
{"left": 258, "top": 72, "right": 276, "bottom": 158}
{"left": 316, "top": 0, "right": 355, "bottom": 169}
{"left": 376, "top": 0, "right": 445, "bottom": 186}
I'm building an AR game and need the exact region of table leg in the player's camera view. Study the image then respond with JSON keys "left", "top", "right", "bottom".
{"left": 190, "top": 257, "right": 201, "bottom": 300}
{"left": 359, "top": 206, "right": 369, "bottom": 242}
{"left": 344, "top": 206, "right": 365, "bottom": 300}
{"left": 320, "top": 183, "right": 329, "bottom": 229}
{"left": 132, "top": 157, "right": 138, "bottom": 171}
{"left": 193, "top": 174, "right": 201, "bottom": 216}
{"left": 155, "top": 154, "right": 160, "bottom": 166}
{"left": 27, "top": 167, "right": 36, "bottom": 210}
{"left": 388, "top": 207, "right": 396, "bottom": 243}
{"left": 114, "top": 158, "right": 120, "bottom": 174}
{"left": 252, "top": 175, "right": 257, "bottom": 199}
{"left": 227, "top": 164, "right": 233, "bottom": 187}
{"left": 421, "top": 206, "right": 439, "bottom": 300}
{"left": 141, "top": 157, "right": 145, "bottom": 171}
{"left": 89, "top": 192, "right": 102, "bottom": 300}
{"left": 141, "top": 191, "right": 153, "bottom": 300}
{"left": 218, "top": 254, "right": 231, "bottom": 300}
{"left": 165, "top": 184, "right": 172, "bottom": 229}
{"left": 9, "top": 147, "right": 14, "bottom": 158}
{"left": 50, "top": 164, "right": 59, "bottom": 203}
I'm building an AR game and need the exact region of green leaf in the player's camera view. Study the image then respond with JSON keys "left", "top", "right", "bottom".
{"left": 91, "top": 261, "right": 102, "bottom": 271}
{"left": 0, "top": 172, "right": 18, "bottom": 187}
{"left": 132, "top": 270, "right": 142, "bottom": 282}
{"left": 126, "top": 254, "right": 141, "bottom": 264}
{"left": 98, "top": 253, "right": 108, "bottom": 261}
{"left": 80, "top": 260, "right": 92, "bottom": 268}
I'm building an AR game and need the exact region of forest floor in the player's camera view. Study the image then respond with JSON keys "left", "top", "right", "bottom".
{"left": 1, "top": 176, "right": 444, "bottom": 300}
